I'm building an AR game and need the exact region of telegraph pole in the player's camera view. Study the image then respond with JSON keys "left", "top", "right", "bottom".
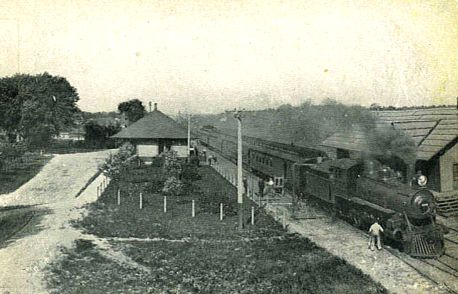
{"left": 234, "top": 110, "right": 244, "bottom": 230}
{"left": 187, "top": 113, "right": 191, "bottom": 158}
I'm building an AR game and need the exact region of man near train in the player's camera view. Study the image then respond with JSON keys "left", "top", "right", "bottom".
{"left": 258, "top": 178, "right": 265, "bottom": 198}
{"left": 368, "top": 219, "right": 384, "bottom": 251}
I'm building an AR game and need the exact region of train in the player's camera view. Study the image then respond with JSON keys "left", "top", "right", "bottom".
{"left": 294, "top": 158, "right": 445, "bottom": 257}
{"left": 197, "top": 127, "right": 326, "bottom": 190}
{"left": 197, "top": 127, "right": 446, "bottom": 258}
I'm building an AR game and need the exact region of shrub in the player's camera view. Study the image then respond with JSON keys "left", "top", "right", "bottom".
{"left": 162, "top": 176, "right": 183, "bottom": 196}
{"left": 180, "top": 163, "right": 201, "bottom": 182}
{"left": 144, "top": 178, "right": 165, "bottom": 194}
{"left": 100, "top": 142, "right": 135, "bottom": 179}
{"left": 161, "top": 150, "right": 182, "bottom": 177}
{"left": 0, "top": 141, "right": 28, "bottom": 158}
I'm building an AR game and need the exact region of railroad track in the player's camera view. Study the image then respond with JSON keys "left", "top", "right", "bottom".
{"left": 376, "top": 222, "right": 458, "bottom": 293}
{"left": 293, "top": 200, "right": 458, "bottom": 293}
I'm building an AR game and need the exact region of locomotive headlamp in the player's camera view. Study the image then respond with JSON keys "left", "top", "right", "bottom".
{"left": 417, "top": 175, "right": 428, "bottom": 187}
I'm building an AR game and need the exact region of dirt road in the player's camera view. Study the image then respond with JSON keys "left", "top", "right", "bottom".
{"left": 0, "top": 151, "right": 113, "bottom": 294}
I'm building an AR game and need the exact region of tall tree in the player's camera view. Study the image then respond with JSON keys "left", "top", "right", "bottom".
{"left": 118, "top": 99, "right": 145, "bottom": 125}
{"left": 0, "top": 72, "right": 80, "bottom": 145}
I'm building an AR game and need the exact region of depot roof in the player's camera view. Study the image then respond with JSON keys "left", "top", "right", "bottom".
{"left": 320, "top": 107, "right": 457, "bottom": 161}
{"left": 111, "top": 108, "right": 188, "bottom": 139}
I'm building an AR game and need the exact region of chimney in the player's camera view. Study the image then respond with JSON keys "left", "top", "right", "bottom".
{"left": 154, "top": 102, "right": 158, "bottom": 111}
{"left": 149, "top": 101, "right": 152, "bottom": 112}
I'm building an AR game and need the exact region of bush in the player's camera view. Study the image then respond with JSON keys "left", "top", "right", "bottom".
{"left": 144, "top": 178, "right": 165, "bottom": 194}
{"left": 160, "top": 150, "right": 181, "bottom": 177}
{"left": 0, "top": 141, "right": 28, "bottom": 158}
{"left": 100, "top": 142, "right": 135, "bottom": 179}
{"left": 180, "top": 163, "right": 201, "bottom": 182}
{"left": 162, "top": 176, "right": 183, "bottom": 196}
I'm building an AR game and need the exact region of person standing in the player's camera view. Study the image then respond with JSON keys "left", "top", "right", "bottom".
{"left": 243, "top": 176, "right": 248, "bottom": 195}
{"left": 258, "top": 178, "right": 265, "bottom": 198}
{"left": 368, "top": 219, "right": 384, "bottom": 250}
{"left": 202, "top": 148, "right": 207, "bottom": 162}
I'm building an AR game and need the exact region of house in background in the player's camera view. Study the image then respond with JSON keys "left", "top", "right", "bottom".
{"left": 111, "top": 103, "right": 189, "bottom": 160}
{"left": 56, "top": 127, "right": 85, "bottom": 141}
{"left": 320, "top": 107, "right": 458, "bottom": 216}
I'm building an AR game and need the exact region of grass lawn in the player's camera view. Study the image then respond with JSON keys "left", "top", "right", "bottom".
{"left": 0, "top": 154, "right": 50, "bottom": 195}
{"left": 46, "top": 164, "right": 386, "bottom": 294}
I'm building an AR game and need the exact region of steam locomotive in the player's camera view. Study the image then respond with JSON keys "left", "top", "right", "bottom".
{"left": 293, "top": 158, "right": 445, "bottom": 258}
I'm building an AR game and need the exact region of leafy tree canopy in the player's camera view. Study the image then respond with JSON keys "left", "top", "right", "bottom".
{"left": 117, "top": 99, "right": 145, "bottom": 124}
{"left": 0, "top": 72, "right": 80, "bottom": 146}
{"left": 84, "top": 120, "right": 121, "bottom": 148}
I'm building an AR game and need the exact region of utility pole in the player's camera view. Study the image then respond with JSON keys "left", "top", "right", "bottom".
{"left": 187, "top": 113, "right": 191, "bottom": 158}
{"left": 234, "top": 109, "right": 244, "bottom": 230}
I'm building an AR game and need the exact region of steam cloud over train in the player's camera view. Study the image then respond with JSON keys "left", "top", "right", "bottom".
{"left": 198, "top": 128, "right": 445, "bottom": 258}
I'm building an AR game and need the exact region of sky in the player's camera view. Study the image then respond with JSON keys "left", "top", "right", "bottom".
{"left": 0, "top": 0, "right": 457, "bottom": 114}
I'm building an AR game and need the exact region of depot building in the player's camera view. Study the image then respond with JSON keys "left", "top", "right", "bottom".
{"left": 112, "top": 103, "right": 189, "bottom": 160}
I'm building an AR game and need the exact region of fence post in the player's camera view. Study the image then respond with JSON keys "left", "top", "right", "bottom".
{"left": 282, "top": 210, "right": 286, "bottom": 229}
{"left": 140, "top": 192, "right": 143, "bottom": 209}
{"left": 220, "top": 203, "right": 223, "bottom": 221}
{"left": 251, "top": 206, "right": 255, "bottom": 225}
{"left": 164, "top": 196, "right": 167, "bottom": 213}
{"left": 117, "top": 189, "right": 120, "bottom": 205}
{"left": 192, "top": 200, "right": 195, "bottom": 217}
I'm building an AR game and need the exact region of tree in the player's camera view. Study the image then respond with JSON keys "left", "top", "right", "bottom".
{"left": 100, "top": 142, "right": 135, "bottom": 180}
{"left": 369, "top": 103, "right": 381, "bottom": 110}
{"left": 84, "top": 120, "right": 121, "bottom": 148}
{"left": 0, "top": 72, "right": 80, "bottom": 146}
{"left": 118, "top": 99, "right": 145, "bottom": 125}
{"left": 0, "top": 76, "right": 24, "bottom": 141}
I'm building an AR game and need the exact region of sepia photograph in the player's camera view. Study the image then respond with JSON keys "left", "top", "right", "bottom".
{"left": 0, "top": 0, "right": 457, "bottom": 293}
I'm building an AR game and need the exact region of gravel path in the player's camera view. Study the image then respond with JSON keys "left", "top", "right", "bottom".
{"left": 0, "top": 151, "right": 114, "bottom": 294}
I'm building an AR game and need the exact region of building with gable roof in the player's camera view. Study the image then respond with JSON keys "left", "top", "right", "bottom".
{"left": 320, "top": 106, "right": 457, "bottom": 215}
{"left": 112, "top": 103, "right": 189, "bottom": 159}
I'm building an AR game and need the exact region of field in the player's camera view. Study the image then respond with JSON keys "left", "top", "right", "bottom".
{"left": 46, "top": 164, "right": 386, "bottom": 293}
{"left": 0, "top": 154, "right": 50, "bottom": 195}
